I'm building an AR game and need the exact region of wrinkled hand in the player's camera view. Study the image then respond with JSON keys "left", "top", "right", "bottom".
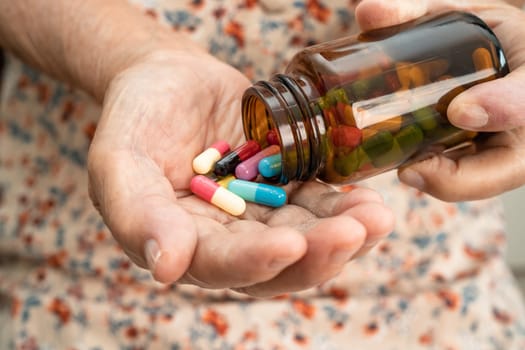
{"left": 87, "top": 50, "right": 394, "bottom": 297}
{"left": 357, "top": 0, "right": 525, "bottom": 201}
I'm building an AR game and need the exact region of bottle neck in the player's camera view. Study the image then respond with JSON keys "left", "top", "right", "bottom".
{"left": 242, "top": 74, "right": 324, "bottom": 183}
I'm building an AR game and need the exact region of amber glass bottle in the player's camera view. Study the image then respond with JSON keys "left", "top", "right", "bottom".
{"left": 241, "top": 11, "right": 509, "bottom": 184}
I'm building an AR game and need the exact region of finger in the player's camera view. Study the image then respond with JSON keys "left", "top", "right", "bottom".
{"left": 343, "top": 202, "right": 396, "bottom": 257}
{"left": 448, "top": 69, "right": 525, "bottom": 132}
{"left": 355, "top": 0, "right": 430, "bottom": 31}
{"left": 290, "top": 183, "right": 395, "bottom": 247}
{"left": 236, "top": 216, "right": 367, "bottom": 297}
{"left": 448, "top": 71, "right": 525, "bottom": 131}
{"left": 355, "top": 0, "right": 513, "bottom": 31}
{"left": 88, "top": 148, "right": 197, "bottom": 283}
{"left": 180, "top": 220, "right": 307, "bottom": 289}
{"left": 290, "top": 182, "right": 385, "bottom": 216}
{"left": 398, "top": 130, "right": 525, "bottom": 201}
{"left": 446, "top": 6, "right": 525, "bottom": 131}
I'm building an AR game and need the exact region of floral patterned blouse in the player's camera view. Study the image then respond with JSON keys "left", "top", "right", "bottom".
{"left": 1, "top": 1, "right": 524, "bottom": 349}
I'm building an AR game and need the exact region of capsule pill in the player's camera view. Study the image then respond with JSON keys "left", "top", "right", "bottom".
{"left": 235, "top": 145, "right": 280, "bottom": 180}
{"left": 192, "top": 141, "right": 231, "bottom": 174}
{"left": 472, "top": 47, "right": 493, "bottom": 71}
{"left": 190, "top": 175, "right": 246, "bottom": 216}
{"left": 228, "top": 179, "right": 287, "bottom": 208}
{"left": 214, "top": 140, "right": 261, "bottom": 176}
{"left": 217, "top": 174, "right": 236, "bottom": 188}
{"left": 258, "top": 154, "right": 282, "bottom": 179}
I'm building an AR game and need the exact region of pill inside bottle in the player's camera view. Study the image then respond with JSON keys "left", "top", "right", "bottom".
{"left": 241, "top": 11, "right": 509, "bottom": 185}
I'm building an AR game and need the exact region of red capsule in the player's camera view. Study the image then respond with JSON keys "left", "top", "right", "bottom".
{"left": 266, "top": 129, "right": 280, "bottom": 145}
{"left": 190, "top": 175, "right": 246, "bottom": 216}
{"left": 214, "top": 140, "right": 261, "bottom": 176}
{"left": 332, "top": 126, "right": 362, "bottom": 148}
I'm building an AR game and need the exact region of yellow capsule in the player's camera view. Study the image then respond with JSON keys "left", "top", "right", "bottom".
{"left": 472, "top": 47, "right": 493, "bottom": 71}
{"left": 408, "top": 66, "right": 428, "bottom": 87}
{"left": 343, "top": 104, "right": 357, "bottom": 127}
{"left": 325, "top": 110, "right": 338, "bottom": 128}
{"left": 396, "top": 62, "right": 412, "bottom": 90}
{"left": 420, "top": 59, "right": 450, "bottom": 80}
{"left": 361, "top": 128, "right": 379, "bottom": 141}
{"left": 190, "top": 175, "right": 246, "bottom": 216}
{"left": 370, "top": 116, "right": 404, "bottom": 133}
{"left": 217, "top": 174, "right": 236, "bottom": 188}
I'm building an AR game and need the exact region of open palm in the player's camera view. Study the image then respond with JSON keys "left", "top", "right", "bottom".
{"left": 87, "top": 50, "right": 394, "bottom": 297}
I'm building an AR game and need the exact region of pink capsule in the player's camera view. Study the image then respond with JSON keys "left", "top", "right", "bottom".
{"left": 235, "top": 145, "right": 281, "bottom": 180}
{"left": 190, "top": 175, "right": 246, "bottom": 216}
{"left": 192, "top": 141, "right": 231, "bottom": 174}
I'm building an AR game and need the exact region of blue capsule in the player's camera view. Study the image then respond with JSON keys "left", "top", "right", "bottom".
{"left": 258, "top": 154, "right": 282, "bottom": 179}
{"left": 228, "top": 179, "right": 287, "bottom": 208}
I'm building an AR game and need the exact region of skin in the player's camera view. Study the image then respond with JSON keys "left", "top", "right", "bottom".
{"left": 0, "top": 0, "right": 523, "bottom": 297}
{"left": 0, "top": 0, "right": 394, "bottom": 297}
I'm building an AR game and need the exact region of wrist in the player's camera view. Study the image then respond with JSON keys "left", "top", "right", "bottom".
{"left": 0, "top": 0, "right": 206, "bottom": 103}
{"left": 62, "top": 2, "right": 207, "bottom": 103}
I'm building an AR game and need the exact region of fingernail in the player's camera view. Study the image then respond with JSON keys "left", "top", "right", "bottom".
{"left": 330, "top": 249, "right": 355, "bottom": 264}
{"left": 453, "top": 104, "right": 488, "bottom": 129}
{"left": 144, "top": 239, "right": 162, "bottom": 272}
{"left": 399, "top": 169, "right": 425, "bottom": 190}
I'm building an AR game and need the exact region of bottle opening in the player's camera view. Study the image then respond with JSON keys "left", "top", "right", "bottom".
{"left": 242, "top": 79, "right": 318, "bottom": 184}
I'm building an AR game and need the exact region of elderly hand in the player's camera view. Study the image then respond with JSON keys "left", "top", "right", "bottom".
{"left": 0, "top": 0, "right": 394, "bottom": 297}
{"left": 356, "top": 0, "right": 525, "bottom": 201}
{"left": 87, "top": 47, "right": 395, "bottom": 297}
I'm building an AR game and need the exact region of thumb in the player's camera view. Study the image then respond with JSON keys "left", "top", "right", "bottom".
{"left": 397, "top": 134, "right": 525, "bottom": 202}
{"left": 448, "top": 69, "right": 525, "bottom": 132}
{"left": 355, "top": 0, "right": 430, "bottom": 31}
{"left": 88, "top": 148, "right": 197, "bottom": 283}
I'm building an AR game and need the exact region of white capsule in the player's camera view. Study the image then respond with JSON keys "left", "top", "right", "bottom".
{"left": 211, "top": 187, "right": 246, "bottom": 216}
{"left": 192, "top": 141, "right": 231, "bottom": 174}
{"left": 190, "top": 175, "right": 246, "bottom": 216}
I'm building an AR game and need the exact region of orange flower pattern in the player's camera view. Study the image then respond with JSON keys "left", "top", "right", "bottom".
{"left": 1, "top": 1, "right": 524, "bottom": 349}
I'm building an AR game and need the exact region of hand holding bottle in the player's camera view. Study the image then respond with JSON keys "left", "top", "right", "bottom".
{"left": 356, "top": 0, "right": 525, "bottom": 201}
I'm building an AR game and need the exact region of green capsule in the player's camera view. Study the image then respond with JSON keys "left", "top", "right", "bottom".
{"left": 351, "top": 75, "right": 385, "bottom": 100}
{"left": 333, "top": 88, "right": 350, "bottom": 104}
{"left": 375, "top": 140, "right": 404, "bottom": 168}
{"left": 412, "top": 107, "right": 439, "bottom": 133}
{"left": 317, "top": 95, "right": 330, "bottom": 110}
{"left": 361, "top": 130, "right": 394, "bottom": 159}
{"left": 395, "top": 124, "right": 424, "bottom": 154}
{"left": 351, "top": 79, "right": 370, "bottom": 100}
{"left": 334, "top": 147, "right": 369, "bottom": 177}
{"left": 324, "top": 87, "right": 348, "bottom": 107}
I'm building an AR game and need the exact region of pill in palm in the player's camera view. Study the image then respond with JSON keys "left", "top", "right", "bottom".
{"left": 192, "top": 140, "right": 231, "bottom": 174}
{"left": 258, "top": 153, "right": 282, "bottom": 179}
{"left": 228, "top": 179, "right": 287, "bottom": 208}
{"left": 190, "top": 175, "right": 246, "bottom": 216}
{"left": 217, "top": 174, "right": 236, "bottom": 188}
{"left": 214, "top": 140, "right": 261, "bottom": 176}
{"left": 235, "top": 145, "right": 280, "bottom": 180}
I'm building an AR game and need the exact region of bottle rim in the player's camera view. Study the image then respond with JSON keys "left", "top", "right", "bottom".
{"left": 242, "top": 76, "right": 322, "bottom": 184}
